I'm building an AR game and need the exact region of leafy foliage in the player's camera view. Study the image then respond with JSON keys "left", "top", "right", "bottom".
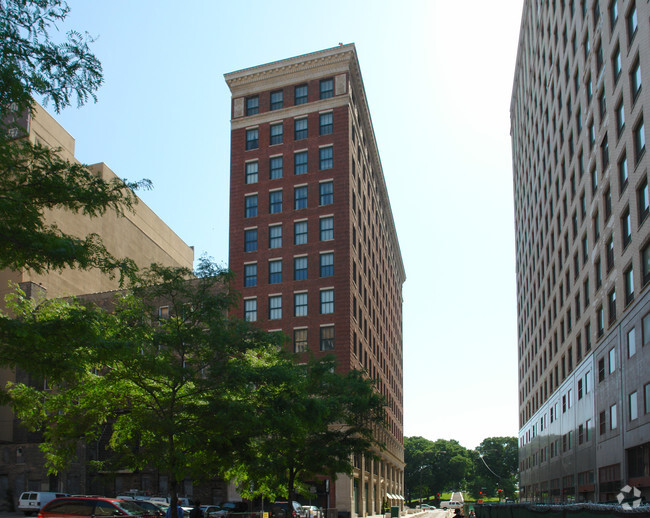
{"left": 230, "top": 356, "right": 387, "bottom": 502}
{"left": 0, "top": 0, "right": 149, "bottom": 278}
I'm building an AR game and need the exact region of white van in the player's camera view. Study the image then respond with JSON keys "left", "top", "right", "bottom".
{"left": 18, "top": 492, "right": 68, "bottom": 515}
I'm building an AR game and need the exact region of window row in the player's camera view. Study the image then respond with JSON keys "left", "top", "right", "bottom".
{"left": 244, "top": 112, "right": 334, "bottom": 150}
{"left": 243, "top": 217, "right": 333, "bottom": 251}
{"left": 243, "top": 290, "right": 335, "bottom": 321}
{"left": 243, "top": 182, "right": 334, "bottom": 215}
{"left": 294, "top": 326, "right": 335, "bottom": 352}
{"left": 243, "top": 252, "right": 334, "bottom": 286}
{"left": 244, "top": 148, "right": 334, "bottom": 179}
{"left": 244, "top": 78, "right": 334, "bottom": 116}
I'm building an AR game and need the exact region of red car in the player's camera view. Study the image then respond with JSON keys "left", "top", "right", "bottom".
{"left": 38, "top": 497, "right": 148, "bottom": 518}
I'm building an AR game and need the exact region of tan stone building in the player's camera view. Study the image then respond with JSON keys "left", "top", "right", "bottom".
{"left": 0, "top": 104, "right": 194, "bottom": 498}
{"left": 512, "top": 0, "right": 650, "bottom": 503}
{"left": 224, "top": 44, "right": 405, "bottom": 517}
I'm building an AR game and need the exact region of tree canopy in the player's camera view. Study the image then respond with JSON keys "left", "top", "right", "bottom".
{"left": 0, "top": 0, "right": 148, "bottom": 279}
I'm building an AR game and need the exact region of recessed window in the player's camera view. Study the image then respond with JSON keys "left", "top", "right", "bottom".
{"left": 634, "top": 117, "right": 645, "bottom": 162}
{"left": 244, "top": 298, "right": 257, "bottom": 322}
{"left": 606, "top": 237, "right": 615, "bottom": 272}
{"left": 612, "top": 43, "right": 622, "bottom": 83}
{"left": 268, "top": 295, "right": 282, "bottom": 320}
{"left": 631, "top": 58, "right": 642, "bottom": 100}
{"left": 294, "top": 151, "right": 308, "bottom": 175}
{"left": 608, "top": 288, "right": 617, "bottom": 324}
{"left": 270, "top": 156, "right": 283, "bottom": 179}
{"left": 319, "top": 112, "right": 333, "bottom": 135}
{"left": 627, "top": 327, "right": 636, "bottom": 358}
{"left": 319, "top": 146, "right": 333, "bottom": 170}
{"left": 246, "top": 128, "right": 259, "bottom": 150}
{"left": 320, "top": 289, "right": 334, "bottom": 314}
{"left": 604, "top": 186, "right": 612, "bottom": 220}
{"left": 320, "top": 252, "right": 333, "bottom": 277}
{"left": 642, "top": 242, "right": 650, "bottom": 285}
{"left": 293, "top": 328, "right": 308, "bottom": 353}
{"left": 320, "top": 326, "right": 334, "bottom": 351}
{"left": 294, "top": 186, "right": 307, "bottom": 210}
{"left": 630, "top": 391, "right": 638, "bottom": 421}
{"left": 609, "top": 347, "right": 616, "bottom": 373}
{"left": 320, "top": 78, "right": 334, "bottom": 99}
{"left": 319, "top": 181, "right": 333, "bottom": 205}
{"left": 269, "top": 190, "right": 282, "bottom": 214}
{"left": 245, "top": 161, "right": 258, "bottom": 184}
{"left": 269, "top": 225, "right": 282, "bottom": 249}
{"left": 591, "top": 166, "right": 598, "bottom": 194}
{"left": 621, "top": 207, "right": 632, "bottom": 248}
{"left": 625, "top": 266, "right": 635, "bottom": 305}
{"left": 627, "top": 5, "right": 638, "bottom": 43}
{"left": 294, "top": 221, "right": 307, "bottom": 245}
{"left": 244, "top": 263, "right": 257, "bottom": 287}
{"left": 616, "top": 100, "right": 625, "bottom": 137}
{"left": 320, "top": 216, "right": 333, "bottom": 241}
{"left": 269, "top": 260, "right": 282, "bottom": 284}
{"left": 638, "top": 179, "right": 649, "bottom": 223}
{"left": 295, "top": 118, "right": 308, "bottom": 140}
{"left": 270, "top": 123, "right": 283, "bottom": 145}
{"left": 270, "top": 90, "right": 283, "bottom": 111}
{"left": 294, "top": 84, "right": 308, "bottom": 105}
{"left": 246, "top": 96, "right": 259, "bottom": 116}
{"left": 294, "top": 256, "right": 307, "bottom": 281}
{"left": 597, "top": 305, "right": 604, "bottom": 336}
{"left": 245, "top": 194, "right": 258, "bottom": 218}
{"left": 645, "top": 383, "right": 650, "bottom": 414}
{"left": 601, "top": 134, "right": 609, "bottom": 167}
{"left": 244, "top": 229, "right": 257, "bottom": 252}
{"left": 609, "top": 0, "right": 618, "bottom": 28}
{"left": 618, "top": 153, "right": 628, "bottom": 192}
{"left": 610, "top": 403, "right": 617, "bottom": 429}
{"left": 294, "top": 293, "right": 308, "bottom": 317}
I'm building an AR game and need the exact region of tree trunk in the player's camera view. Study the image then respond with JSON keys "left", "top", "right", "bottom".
{"left": 170, "top": 478, "right": 178, "bottom": 518}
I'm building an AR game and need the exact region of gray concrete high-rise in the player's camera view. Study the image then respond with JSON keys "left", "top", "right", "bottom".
{"left": 511, "top": 0, "right": 650, "bottom": 503}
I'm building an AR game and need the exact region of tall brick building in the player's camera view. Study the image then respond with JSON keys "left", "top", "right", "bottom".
{"left": 512, "top": 0, "right": 650, "bottom": 503}
{"left": 224, "top": 44, "right": 405, "bottom": 516}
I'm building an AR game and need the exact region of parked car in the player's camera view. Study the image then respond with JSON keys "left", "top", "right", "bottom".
{"left": 201, "top": 505, "right": 223, "bottom": 518}
{"left": 19, "top": 492, "right": 69, "bottom": 516}
{"left": 131, "top": 501, "right": 166, "bottom": 517}
{"left": 269, "top": 501, "right": 302, "bottom": 518}
{"left": 37, "top": 497, "right": 148, "bottom": 518}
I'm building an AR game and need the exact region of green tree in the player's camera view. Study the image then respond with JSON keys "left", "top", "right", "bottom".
{"left": 5, "top": 259, "right": 286, "bottom": 517}
{"left": 229, "top": 355, "right": 387, "bottom": 506}
{"left": 0, "top": 0, "right": 148, "bottom": 278}
{"left": 471, "top": 437, "right": 518, "bottom": 499}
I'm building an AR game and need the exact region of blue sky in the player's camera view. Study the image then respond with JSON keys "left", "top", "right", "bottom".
{"left": 52, "top": 0, "right": 525, "bottom": 449}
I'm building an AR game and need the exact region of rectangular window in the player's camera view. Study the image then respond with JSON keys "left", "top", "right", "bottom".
{"left": 244, "top": 228, "right": 257, "bottom": 252}
{"left": 610, "top": 403, "right": 617, "bottom": 429}
{"left": 599, "top": 357, "right": 606, "bottom": 382}
{"left": 599, "top": 410, "right": 606, "bottom": 435}
{"left": 619, "top": 153, "right": 628, "bottom": 192}
{"left": 270, "top": 123, "right": 283, "bottom": 145}
{"left": 269, "top": 260, "right": 282, "bottom": 284}
{"left": 246, "top": 96, "right": 259, "bottom": 116}
{"left": 638, "top": 178, "right": 649, "bottom": 223}
{"left": 625, "top": 266, "right": 635, "bottom": 305}
{"left": 586, "top": 418, "right": 592, "bottom": 441}
{"left": 609, "top": 0, "right": 618, "bottom": 27}
{"left": 320, "top": 289, "right": 334, "bottom": 314}
{"left": 616, "top": 101, "right": 626, "bottom": 137}
{"left": 319, "top": 181, "right": 333, "bottom": 205}
{"left": 319, "top": 112, "right": 333, "bottom": 135}
{"left": 634, "top": 117, "right": 646, "bottom": 162}
{"left": 244, "top": 298, "right": 257, "bottom": 322}
{"left": 246, "top": 128, "right": 259, "bottom": 150}
{"left": 598, "top": 305, "right": 604, "bottom": 337}
{"left": 269, "top": 190, "right": 282, "bottom": 214}
{"left": 607, "top": 237, "right": 615, "bottom": 271}
{"left": 320, "top": 325, "right": 334, "bottom": 350}
{"left": 269, "top": 224, "right": 282, "bottom": 249}
{"left": 293, "top": 328, "right": 308, "bottom": 352}
{"left": 646, "top": 383, "right": 650, "bottom": 414}
{"left": 627, "top": 5, "right": 638, "bottom": 43}
{"left": 294, "top": 186, "right": 307, "bottom": 210}
{"left": 319, "top": 146, "right": 333, "bottom": 170}
{"left": 320, "top": 252, "right": 334, "bottom": 277}
{"left": 244, "top": 263, "right": 257, "bottom": 287}
{"left": 609, "top": 347, "right": 616, "bottom": 373}
{"left": 245, "top": 194, "right": 258, "bottom": 218}
{"left": 320, "top": 78, "right": 334, "bottom": 99}
{"left": 294, "top": 151, "right": 308, "bottom": 175}
{"left": 294, "top": 292, "right": 308, "bottom": 317}
{"left": 631, "top": 58, "right": 642, "bottom": 100}
{"left": 294, "top": 84, "right": 308, "bottom": 105}
{"left": 628, "top": 392, "right": 637, "bottom": 420}
{"left": 604, "top": 185, "right": 612, "bottom": 220}
{"left": 643, "top": 243, "right": 650, "bottom": 285}
{"left": 294, "top": 256, "right": 307, "bottom": 281}
{"left": 609, "top": 288, "right": 617, "bottom": 324}
{"left": 320, "top": 216, "right": 333, "bottom": 241}
{"left": 270, "top": 156, "right": 283, "bottom": 179}
{"left": 268, "top": 295, "right": 282, "bottom": 320}
{"left": 622, "top": 207, "right": 632, "bottom": 247}
{"left": 245, "top": 161, "right": 258, "bottom": 184}
{"left": 294, "top": 221, "right": 307, "bottom": 245}
{"left": 612, "top": 44, "right": 622, "bottom": 82}
{"left": 295, "top": 118, "right": 308, "bottom": 140}
{"left": 627, "top": 327, "right": 636, "bottom": 357}
{"left": 270, "top": 90, "right": 283, "bottom": 111}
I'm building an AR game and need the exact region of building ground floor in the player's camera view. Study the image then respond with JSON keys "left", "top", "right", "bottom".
{"left": 519, "top": 290, "right": 650, "bottom": 504}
